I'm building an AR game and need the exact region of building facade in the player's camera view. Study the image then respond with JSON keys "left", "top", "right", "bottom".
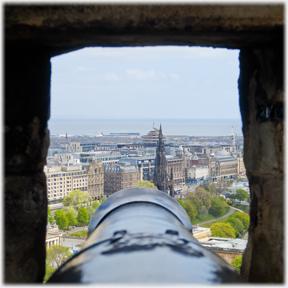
{"left": 65, "top": 142, "right": 99, "bottom": 152}
{"left": 44, "top": 165, "right": 88, "bottom": 203}
{"left": 118, "top": 157, "right": 155, "bottom": 181}
{"left": 187, "top": 165, "right": 209, "bottom": 181}
{"left": 44, "top": 161, "right": 105, "bottom": 203}
{"left": 209, "top": 149, "right": 239, "bottom": 179}
{"left": 74, "top": 151, "right": 128, "bottom": 166}
{"left": 86, "top": 159, "right": 105, "bottom": 200}
{"left": 166, "top": 156, "right": 185, "bottom": 186}
{"left": 104, "top": 163, "right": 140, "bottom": 196}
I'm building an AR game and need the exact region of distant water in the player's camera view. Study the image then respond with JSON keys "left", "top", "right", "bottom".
{"left": 48, "top": 119, "right": 243, "bottom": 137}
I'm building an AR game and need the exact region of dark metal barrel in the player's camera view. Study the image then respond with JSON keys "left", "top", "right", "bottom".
{"left": 47, "top": 187, "right": 245, "bottom": 284}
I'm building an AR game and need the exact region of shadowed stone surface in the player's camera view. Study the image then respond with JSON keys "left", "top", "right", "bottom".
{"left": 4, "top": 4, "right": 284, "bottom": 283}
{"left": 5, "top": 4, "right": 283, "bottom": 56}
{"left": 238, "top": 48, "right": 284, "bottom": 282}
{"left": 5, "top": 43, "right": 50, "bottom": 282}
{"left": 5, "top": 173, "right": 47, "bottom": 282}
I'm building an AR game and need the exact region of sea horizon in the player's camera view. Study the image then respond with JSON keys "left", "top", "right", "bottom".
{"left": 48, "top": 118, "right": 243, "bottom": 137}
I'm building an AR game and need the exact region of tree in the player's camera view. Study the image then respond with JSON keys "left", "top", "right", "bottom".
{"left": 198, "top": 205, "right": 208, "bottom": 218}
{"left": 185, "top": 195, "right": 201, "bottom": 216}
{"left": 65, "top": 212, "right": 76, "bottom": 226}
{"left": 207, "top": 182, "right": 217, "bottom": 195}
{"left": 86, "top": 206, "right": 96, "bottom": 221}
{"left": 54, "top": 210, "right": 68, "bottom": 230}
{"left": 99, "top": 197, "right": 107, "bottom": 203}
{"left": 62, "top": 206, "right": 77, "bottom": 219}
{"left": 227, "top": 199, "right": 232, "bottom": 206}
{"left": 44, "top": 265, "right": 55, "bottom": 283}
{"left": 222, "top": 200, "right": 228, "bottom": 207}
{"left": 46, "top": 245, "right": 73, "bottom": 269}
{"left": 210, "top": 223, "right": 236, "bottom": 238}
{"left": 209, "top": 196, "right": 225, "bottom": 217}
{"left": 195, "top": 187, "right": 212, "bottom": 210}
{"left": 215, "top": 178, "right": 230, "bottom": 196}
{"left": 235, "top": 189, "right": 248, "bottom": 203}
{"left": 234, "top": 212, "right": 250, "bottom": 230}
{"left": 83, "top": 191, "right": 93, "bottom": 206}
{"left": 177, "top": 199, "right": 186, "bottom": 210}
{"left": 231, "top": 256, "right": 242, "bottom": 273}
{"left": 227, "top": 217, "right": 244, "bottom": 237}
{"left": 47, "top": 206, "right": 54, "bottom": 225}
{"left": 184, "top": 201, "right": 197, "bottom": 222}
{"left": 77, "top": 207, "right": 89, "bottom": 226}
{"left": 136, "top": 181, "right": 158, "bottom": 189}
{"left": 200, "top": 182, "right": 210, "bottom": 191}
{"left": 201, "top": 182, "right": 216, "bottom": 195}
{"left": 63, "top": 189, "right": 92, "bottom": 210}
{"left": 229, "top": 193, "right": 237, "bottom": 202}
{"left": 92, "top": 200, "right": 101, "bottom": 210}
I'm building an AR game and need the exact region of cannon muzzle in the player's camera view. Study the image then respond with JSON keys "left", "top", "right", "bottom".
{"left": 47, "top": 187, "right": 245, "bottom": 284}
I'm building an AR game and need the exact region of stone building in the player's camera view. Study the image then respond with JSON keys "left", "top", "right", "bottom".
{"left": 65, "top": 141, "right": 99, "bottom": 152}
{"left": 45, "top": 160, "right": 105, "bottom": 202}
{"left": 84, "top": 159, "right": 104, "bottom": 200}
{"left": 46, "top": 224, "right": 62, "bottom": 248}
{"left": 187, "top": 165, "right": 209, "bottom": 181}
{"left": 53, "top": 152, "right": 74, "bottom": 164}
{"left": 238, "top": 158, "right": 246, "bottom": 176}
{"left": 166, "top": 145, "right": 186, "bottom": 186}
{"left": 166, "top": 156, "right": 185, "bottom": 186}
{"left": 119, "top": 156, "right": 155, "bottom": 181}
{"left": 209, "top": 149, "right": 239, "bottom": 180}
{"left": 44, "top": 165, "right": 88, "bottom": 203}
{"left": 104, "top": 163, "right": 140, "bottom": 196}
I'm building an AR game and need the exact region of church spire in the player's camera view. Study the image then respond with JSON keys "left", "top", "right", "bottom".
{"left": 153, "top": 125, "right": 169, "bottom": 193}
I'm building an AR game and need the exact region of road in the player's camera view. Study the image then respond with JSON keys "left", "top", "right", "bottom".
{"left": 62, "top": 226, "right": 88, "bottom": 234}
{"left": 49, "top": 203, "right": 64, "bottom": 211}
{"left": 61, "top": 237, "right": 85, "bottom": 252}
{"left": 197, "top": 206, "right": 243, "bottom": 225}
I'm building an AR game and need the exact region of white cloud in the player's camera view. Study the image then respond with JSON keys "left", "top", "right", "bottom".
{"left": 102, "top": 72, "right": 120, "bottom": 82}
{"left": 169, "top": 73, "right": 180, "bottom": 80}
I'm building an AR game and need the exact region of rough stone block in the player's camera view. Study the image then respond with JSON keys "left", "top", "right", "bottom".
{"left": 5, "top": 173, "right": 47, "bottom": 283}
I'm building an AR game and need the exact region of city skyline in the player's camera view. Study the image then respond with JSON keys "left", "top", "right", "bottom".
{"left": 51, "top": 46, "right": 241, "bottom": 121}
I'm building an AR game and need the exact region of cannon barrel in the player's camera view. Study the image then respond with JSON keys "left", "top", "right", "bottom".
{"left": 47, "top": 188, "right": 245, "bottom": 284}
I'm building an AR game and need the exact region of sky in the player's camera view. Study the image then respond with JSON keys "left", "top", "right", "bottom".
{"left": 50, "top": 46, "right": 241, "bottom": 120}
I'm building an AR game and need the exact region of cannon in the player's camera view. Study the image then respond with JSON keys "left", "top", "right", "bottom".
{"left": 47, "top": 188, "right": 245, "bottom": 284}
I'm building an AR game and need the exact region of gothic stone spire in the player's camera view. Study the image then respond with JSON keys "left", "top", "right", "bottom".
{"left": 153, "top": 124, "right": 169, "bottom": 193}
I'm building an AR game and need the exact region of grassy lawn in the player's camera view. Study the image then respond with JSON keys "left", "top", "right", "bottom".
{"left": 233, "top": 204, "right": 249, "bottom": 212}
{"left": 193, "top": 207, "right": 230, "bottom": 225}
{"left": 67, "top": 230, "right": 87, "bottom": 238}
{"left": 200, "top": 210, "right": 238, "bottom": 228}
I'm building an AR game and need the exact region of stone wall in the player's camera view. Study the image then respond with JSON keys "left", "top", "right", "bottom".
{"left": 5, "top": 43, "right": 51, "bottom": 283}
{"left": 4, "top": 4, "right": 284, "bottom": 283}
{"left": 238, "top": 47, "right": 284, "bottom": 282}
{"left": 214, "top": 251, "right": 243, "bottom": 265}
